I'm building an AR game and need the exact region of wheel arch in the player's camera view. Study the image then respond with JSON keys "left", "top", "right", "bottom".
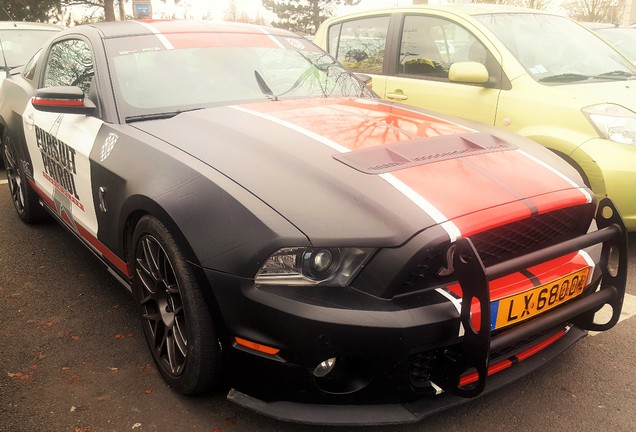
{"left": 120, "top": 193, "right": 201, "bottom": 272}
{"left": 119, "top": 195, "right": 230, "bottom": 340}
{"left": 516, "top": 128, "right": 606, "bottom": 195}
{"left": 549, "top": 148, "right": 591, "bottom": 187}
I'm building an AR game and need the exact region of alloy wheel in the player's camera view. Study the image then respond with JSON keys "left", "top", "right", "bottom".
{"left": 135, "top": 235, "right": 188, "bottom": 376}
{"left": 3, "top": 137, "right": 26, "bottom": 215}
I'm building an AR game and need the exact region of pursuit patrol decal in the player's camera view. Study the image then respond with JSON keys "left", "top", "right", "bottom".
{"left": 22, "top": 103, "right": 103, "bottom": 239}
{"left": 35, "top": 125, "right": 82, "bottom": 209}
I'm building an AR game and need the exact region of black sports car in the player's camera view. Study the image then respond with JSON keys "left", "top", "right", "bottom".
{"left": 0, "top": 20, "right": 627, "bottom": 425}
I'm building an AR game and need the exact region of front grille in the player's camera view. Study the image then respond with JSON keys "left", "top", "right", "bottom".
{"left": 402, "top": 204, "right": 593, "bottom": 291}
{"left": 408, "top": 327, "right": 560, "bottom": 392}
{"left": 409, "top": 351, "right": 437, "bottom": 394}
{"left": 470, "top": 205, "right": 591, "bottom": 266}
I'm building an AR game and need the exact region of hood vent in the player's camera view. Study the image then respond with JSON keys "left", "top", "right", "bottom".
{"left": 334, "top": 133, "right": 516, "bottom": 174}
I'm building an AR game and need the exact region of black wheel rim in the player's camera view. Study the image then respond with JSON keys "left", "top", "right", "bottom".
{"left": 3, "top": 137, "right": 26, "bottom": 215}
{"left": 135, "top": 235, "right": 188, "bottom": 376}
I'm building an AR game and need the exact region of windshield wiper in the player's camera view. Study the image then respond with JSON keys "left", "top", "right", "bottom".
{"left": 593, "top": 70, "right": 636, "bottom": 80}
{"left": 539, "top": 73, "right": 591, "bottom": 83}
{"left": 254, "top": 70, "right": 278, "bottom": 101}
{"left": 125, "top": 108, "right": 201, "bottom": 123}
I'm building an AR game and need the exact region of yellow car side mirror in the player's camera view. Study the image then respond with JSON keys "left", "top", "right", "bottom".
{"left": 449, "top": 61, "right": 489, "bottom": 84}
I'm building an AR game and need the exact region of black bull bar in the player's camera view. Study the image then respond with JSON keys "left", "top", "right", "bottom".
{"left": 431, "top": 197, "right": 627, "bottom": 398}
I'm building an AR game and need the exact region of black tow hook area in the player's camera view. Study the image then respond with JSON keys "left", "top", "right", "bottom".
{"left": 430, "top": 198, "right": 627, "bottom": 398}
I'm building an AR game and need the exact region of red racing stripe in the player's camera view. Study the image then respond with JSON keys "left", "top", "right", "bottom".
{"left": 458, "top": 328, "right": 567, "bottom": 386}
{"left": 447, "top": 252, "right": 590, "bottom": 302}
{"left": 163, "top": 32, "right": 279, "bottom": 49}
{"left": 136, "top": 21, "right": 280, "bottom": 49}
{"left": 447, "top": 251, "right": 592, "bottom": 332}
{"left": 138, "top": 20, "right": 259, "bottom": 34}
{"left": 243, "top": 98, "right": 472, "bottom": 150}
{"left": 240, "top": 99, "right": 586, "bottom": 230}
{"left": 28, "top": 179, "right": 131, "bottom": 279}
{"left": 390, "top": 161, "right": 533, "bottom": 233}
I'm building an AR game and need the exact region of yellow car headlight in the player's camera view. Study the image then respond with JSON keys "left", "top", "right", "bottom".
{"left": 583, "top": 103, "right": 636, "bottom": 146}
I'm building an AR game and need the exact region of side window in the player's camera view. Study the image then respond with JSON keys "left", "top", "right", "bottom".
{"left": 329, "top": 16, "right": 390, "bottom": 74}
{"left": 43, "top": 39, "right": 94, "bottom": 94}
{"left": 399, "top": 15, "right": 492, "bottom": 80}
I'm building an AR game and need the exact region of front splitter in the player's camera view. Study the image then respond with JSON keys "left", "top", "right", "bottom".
{"left": 227, "top": 326, "right": 587, "bottom": 426}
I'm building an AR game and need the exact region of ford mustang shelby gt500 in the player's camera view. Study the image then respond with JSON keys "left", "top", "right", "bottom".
{"left": 0, "top": 21, "right": 627, "bottom": 425}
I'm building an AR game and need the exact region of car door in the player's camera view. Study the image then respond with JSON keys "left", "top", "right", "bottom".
{"left": 384, "top": 14, "right": 504, "bottom": 126}
{"left": 324, "top": 15, "right": 392, "bottom": 95}
{"left": 22, "top": 37, "right": 102, "bottom": 237}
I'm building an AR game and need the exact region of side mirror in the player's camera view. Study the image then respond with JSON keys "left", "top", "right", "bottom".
{"left": 448, "top": 61, "right": 489, "bottom": 84}
{"left": 32, "top": 86, "right": 96, "bottom": 115}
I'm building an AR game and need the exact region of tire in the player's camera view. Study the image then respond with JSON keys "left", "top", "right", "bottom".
{"left": 131, "top": 215, "right": 222, "bottom": 394}
{"left": 2, "top": 130, "right": 48, "bottom": 223}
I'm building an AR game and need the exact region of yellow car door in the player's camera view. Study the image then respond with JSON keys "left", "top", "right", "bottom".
{"left": 383, "top": 14, "right": 503, "bottom": 126}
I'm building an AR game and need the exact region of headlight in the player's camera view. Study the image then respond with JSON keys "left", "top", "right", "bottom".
{"left": 255, "top": 247, "right": 374, "bottom": 286}
{"left": 583, "top": 104, "right": 636, "bottom": 146}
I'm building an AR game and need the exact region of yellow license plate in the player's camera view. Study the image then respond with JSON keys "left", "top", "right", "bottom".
{"left": 492, "top": 267, "right": 590, "bottom": 330}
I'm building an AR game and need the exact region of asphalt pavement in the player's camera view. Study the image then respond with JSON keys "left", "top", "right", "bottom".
{"left": 1, "top": 171, "right": 635, "bottom": 432}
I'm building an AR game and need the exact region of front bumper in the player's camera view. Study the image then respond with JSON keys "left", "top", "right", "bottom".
{"left": 227, "top": 325, "right": 586, "bottom": 426}
{"left": 207, "top": 198, "right": 626, "bottom": 425}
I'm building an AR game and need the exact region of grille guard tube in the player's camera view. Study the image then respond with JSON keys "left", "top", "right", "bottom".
{"left": 430, "top": 197, "right": 627, "bottom": 398}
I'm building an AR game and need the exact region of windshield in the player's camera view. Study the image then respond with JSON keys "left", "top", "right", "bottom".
{"left": 475, "top": 13, "right": 636, "bottom": 83}
{"left": 0, "top": 29, "right": 59, "bottom": 68}
{"left": 595, "top": 28, "right": 636, "bottom": 62}
{"left": 106, "top": 33, "right": 374, "bottom": 119}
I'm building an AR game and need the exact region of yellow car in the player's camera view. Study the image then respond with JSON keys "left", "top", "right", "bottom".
{"left": 314, "top": 5, "right": 636, "bottom": 230}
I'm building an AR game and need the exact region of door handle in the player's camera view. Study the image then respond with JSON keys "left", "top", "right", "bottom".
{"left": 386, "top": 90, "right": 408, "bottom": 101}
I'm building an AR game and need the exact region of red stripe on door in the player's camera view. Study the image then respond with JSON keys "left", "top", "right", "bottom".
{"left": 28, "top": 179, "right": 131, "bottom": 279}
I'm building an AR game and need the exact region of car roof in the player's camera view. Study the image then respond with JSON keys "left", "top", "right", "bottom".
{"left": 0, "top": 21, "right": 60, "bottom": 31}
{"left": 328, "top": 4, "right": 563, "bottom": 20}
{"left": 580, "top": 22, "right": 619, "bottom": 30}
{"left": 79, "top": 19, "right": 298, "bottom": 40}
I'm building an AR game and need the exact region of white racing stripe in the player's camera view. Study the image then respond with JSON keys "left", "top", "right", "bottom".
{"left": 589, "top": 292, "right": 636, "bottom": 336}
{"left": 435, "top": 288, "right": 465, "bottom": 337}
{"left": 230, "top": 105, "right": 462, "bottom": 242}
{"left": 230, "top": 105, "right": 351, "bottom": 153}
{"left": 255, "top": 26, "right": 286, "bottom": 49}
{"left": 579, "top": 249, "right": 597, "bottom": 286}
{"left": 379, "top": 173, "right": 460, "bottom": 242}
{"left": 516, "top": 149, "right": 593, "bottom": 203}
{"left": 136, "top": 21, "right": 174, "bottom": 50}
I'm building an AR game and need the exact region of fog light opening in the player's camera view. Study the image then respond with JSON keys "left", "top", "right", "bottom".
{"left": 313, "top": 356, "right": 374, "bottom": 394}
{"left": 313, "top": 357, "right": 337, "bottom": 378}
